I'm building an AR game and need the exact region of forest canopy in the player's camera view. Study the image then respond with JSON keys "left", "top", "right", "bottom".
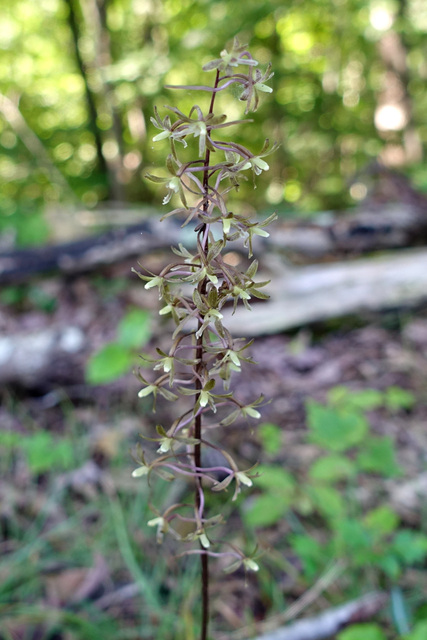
{"left": 1, "top": 0, "right": 427, "bottom": 245}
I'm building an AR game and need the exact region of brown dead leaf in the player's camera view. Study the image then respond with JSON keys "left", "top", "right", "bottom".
{"left": 45, "top": 554, "right": 110, "bottom": 607}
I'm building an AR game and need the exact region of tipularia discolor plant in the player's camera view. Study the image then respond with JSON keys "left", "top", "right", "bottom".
{"left": 132, "top": 38, "right": 276, "bottom": 640}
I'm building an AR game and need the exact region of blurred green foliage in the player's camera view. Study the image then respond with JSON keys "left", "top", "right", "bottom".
{"left": 85, "top": 307, "right": 152, "bottom": 384}
{"left": 243, "top": 386, "right": 427, "bottom": 586}
{"left": 2, "top": 0, "right": 427, "bottom": 245}
{"left": 0, "top": 429, "right": 75, "bottom": 474}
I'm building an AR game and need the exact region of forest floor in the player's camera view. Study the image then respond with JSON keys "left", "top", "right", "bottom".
{"left": 1, "top": 250, "right": 427, "bottom": 640}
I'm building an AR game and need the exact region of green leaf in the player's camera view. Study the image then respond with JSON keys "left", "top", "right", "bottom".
{"left": 86, "top": 343, "right": 133, "bottom": 384}
{"left": 255, "top": 464, "right": 295, "bottom": 493}
{"left": 289, "top": 534, "right": 326, "bottom": 579}
{"left": 356, "top": 436, "right": 401, "bottom": 477}
{"left": 337, "top": 623, "right": 387, "bottom": 640}
{"left": 308, "top": 484, "right": 345, "bottom": 521}
{"left": 0, "top": 431, "right": 22, "bottom": 447}
{"left": 15, "top": 210, "right": 49, "bottom": 247}
{"left": 328, "top": 386, "right": 383, "bottom": 410}
{"left": 21, "top": 432, "right": 74, "bottom": 474}
{"left": 364, "top": 506, "right": 399, "bottom": 538}
{"left": 243, "top": 493, "right": 291, "bottom": 527}
{"left": 385, "top": 386, "right": 415, "bottom": 411}
{"left": 117, "top": 309, "right": 152, "bottom": 349}
{"left": 333, "top": 518, "right": 373, "bottom": 560}
{"left": 306, "top": 401, "right": 368, "bottom": 452}
{"left": 308, "top": 454, "right": 355, "bottom": 482}
{"left": 258, "top": 423, "right": 282, "bottom": 455}
{"left": 378, "top": 553, "right": 401, "bottom": 579}
{"left": 391, "top": 530, "right": 427, "bottom": 565}
{"left": 405, "top": 621, "right": 427, "bottom": 640}
{"left": 391, "top": 586, "right": 411, "bottom": 636}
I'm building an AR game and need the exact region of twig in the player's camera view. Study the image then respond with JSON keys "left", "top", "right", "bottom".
{"left": 218, "top": 561, "right": 345, "bottom": 640}
{"left": 94, "top": 583, "right": 140, "bottom": 610}
{"left": 246, "top": 591, "right": 388, "bottom": 640}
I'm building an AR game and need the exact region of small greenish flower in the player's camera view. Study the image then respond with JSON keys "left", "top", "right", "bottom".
{"left": 153, "top": 130, "right": 172, "bottom": 142}
{"left": 159, "top": 303, "right": 172, "bottom": 315}
{"left": 243, "top": 558, "right": 259, "bottom": 572}
{"left": 145, "top": 154, "right": 187, "bottom": 208}
{"left": 199, "top": 388, "right": 211, "bottom": 408}
{"left": 244, "top": 212, "right": 277, "bottom": 257}
{"left": 138, "top": 384, "right": 157, "bottom": 399}
{"left": 236, "top": 471, "right": 253, "bottom": 487}
{"left": 144, "top": 275, "right": 163, "bottom": 290}
{"left": 232, "top": 285, "right": 251, "bottom": 300}
{"left": 203, "top": 37, "right": 258, "bottom": 74}
{"left": 147, "top": 516, "right": 168, "bottom": 543}
{"left": 173, "top": 120, "right": 207, "bottom": 157}
{"left": 132, "top": 464, "right": 149, "bottom": 478}
{"left": 179, "top": 378, "right": 232, "bottom": 414}
{"left": 150, "top": 106, "right": 180, "bottom": 145}
{"left": 163, "top": 176, "right": 181, "bottom": 204}
{"left": 241, "top": 405, "right": 261, "bottom": 419}
{"left": 154, "top": 355, "right": 174, "bottom": 374}
{"left": 251, "top": 225, "right": 270, "bottom": 238}
{"left": 157, "top": 437, "right": 173, "bottom": 453}
{"left": 254, "top": 80, "right": 273, "bottom": 94}
{"left": 223, "top": 554, "right": 260, "bottom": 574}
{"left": 195, "top": 308, "right": 224, "bottom": 339}
{"left": 239, "top": 63, "right": 274, "bottom": 113}
{"left": 220, "top": 397, "right": 265, "bottom": 427}
{"left": 185, "top": 265, "right": 218, "bottom": 286}
{"left": 137, "top": 375, "right": 178, "bottom": 411}
{"left": 226, "top": 350, "right": 242, "bottom": 368}
{"left": 198, "top": 531, "right": 210, "bottom": 549}
{"left": 240, "top": 156, "right": 270, "bottom": 176}
{"left": 222, "top": 215, "right": 232, "bottom": 234}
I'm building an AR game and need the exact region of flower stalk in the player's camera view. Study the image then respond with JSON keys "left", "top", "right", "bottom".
{"left": 133, "top": 38, "right": 276, "bottom": 640}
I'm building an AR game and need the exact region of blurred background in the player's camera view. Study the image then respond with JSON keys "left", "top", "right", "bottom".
{"left": 1, "top": 0, "right": 427, "bottom": 244}
{"left": 2, "top": 1, "right": 427, "bottom": 640}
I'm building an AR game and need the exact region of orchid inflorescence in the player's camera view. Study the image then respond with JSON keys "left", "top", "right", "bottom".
{"left": 132, "top": 37, "right": 275, "bottom": 603}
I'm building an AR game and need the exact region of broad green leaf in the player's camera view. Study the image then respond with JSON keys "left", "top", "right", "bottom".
{"left": 356, "top": 436, "right": 401, "bottom": 477}
{"left": 392, "top": 530, "right": 427, "bottom": 565}
{"left": 0, "top": 431, "right": 22, "bottom": 447}
{"left": 378, "top": 553, "right": 401, "bottom": 579}
{"left": 21, "top": 432, "right": 74, "bottom": 474}
{"left": 328, "top": 386, "right": 383, "bottom": 411}
{"left": 15, "top": 210, "right": 49, "bottom": 247}
{"left": 86, "top": 343, "right": 133, "bottom": 384}
{"left": 385, "top": 386, "right": 415, "bottom": 411}
{"left": 333, "top": 518, "right": 373, "bottom": 560}
{"left": 337, "top": 623, "right": 387, "bottom": 640}
{"left": 306, "top": 401, "right": 368, "bottom": 452}
{"left": 405, "top": 621, "right": 427, "bottom": 640}
{"left": 258, "top": 423, "right": 282, "bottom": 454}
{"left": 308, "top": 484, "right": 345, "bottom": 521}
{"left": 243, "top": 493, "right": 290, "bottom": 527}
{"left": 289, "top": 534, "right": 326, "bottom": 579}
{"left": 117, "top": 309, "right": 152, "bottom": 349}
{"left": 308, "top": 454, "right": 355, "bottom": 482}
{"left": 255, "top": 464, "right": 295, "bottom": 493}
{"left": 364, "top": 505, "right": 399, "bottom": 538}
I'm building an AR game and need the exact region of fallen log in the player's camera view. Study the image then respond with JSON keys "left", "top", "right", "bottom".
{"left": 223, "top": 247, "right": 427, "bottom": 336}
{"left": 0, "top": 218, "right": 179, "bottom": 283}
{"left": 0, "top": 325, "right": 86, "bottom": 388}
{"left": 1, "top": 203, "right": 427, "bottom": 283}
{"left": 2, "top": 248, "right": 427, "bottom": 388}
{"left": 246, "top": 591, "right": 388, "bottom": 640}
